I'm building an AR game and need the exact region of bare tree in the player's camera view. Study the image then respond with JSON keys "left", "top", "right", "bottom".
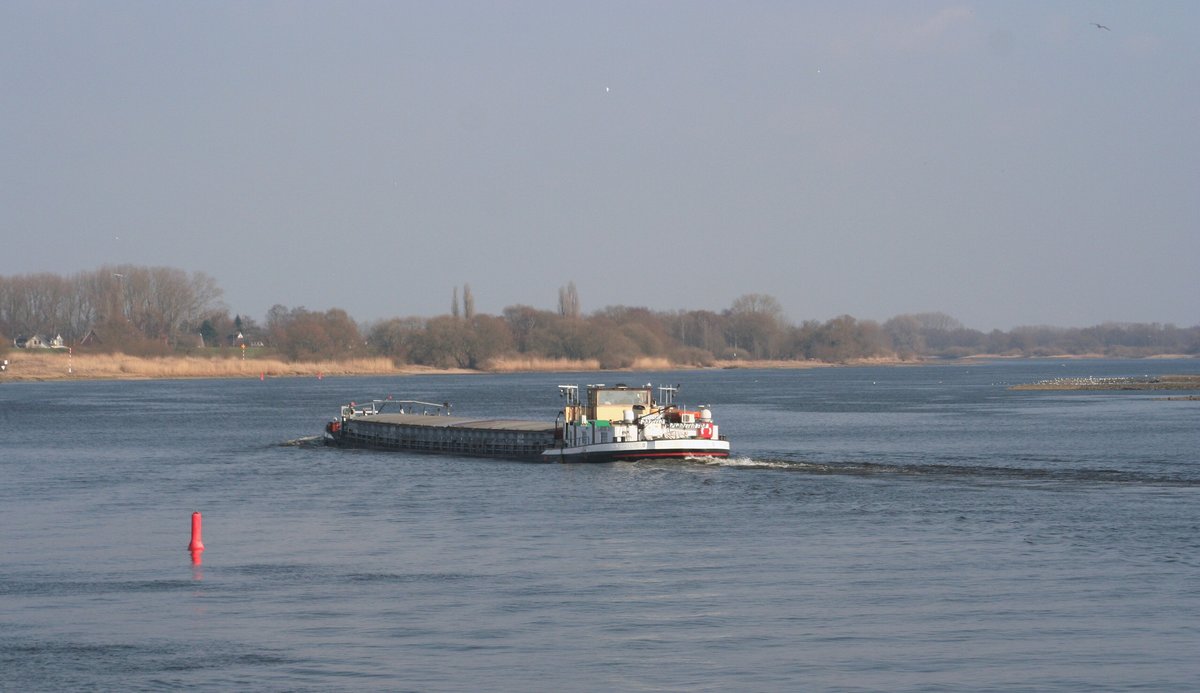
{"left": 267, "top": 305, "right": 363, "bottom": 360}
{"left": 367, "top": 316, "right": 426, "bottom": 362}
{"left": 94, "top": 265, "right": 223, "bottom": 344}
{"left": 463, "top": 284, "right": 475, "bottom": 320}
{"left": 503, "top": 304, "right": 547, "bottom": 352}
{"left": 884, "top": 315, "right": 925, "bottom": 358}
{"left": 726, "top": 293, "right": 785, "bottom": 359}
{"left": 558, "top": 281, "right": 581, "bottom": 319}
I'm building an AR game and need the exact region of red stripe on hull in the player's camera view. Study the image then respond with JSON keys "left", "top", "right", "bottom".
{"left": 611, "top": 451, "right": 729, "bottom": 459}
{"left": 553, "top": 450, "right": 731, "bottom": 463}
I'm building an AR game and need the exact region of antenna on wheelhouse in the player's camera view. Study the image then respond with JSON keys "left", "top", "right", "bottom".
{"left": 557, "top": 385, "right": 580, "bottom": 407}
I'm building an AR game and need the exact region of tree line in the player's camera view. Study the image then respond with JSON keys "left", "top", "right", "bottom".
{"left": 0, "top": 265, "right": 222, "bottom": 354}
{"left": 2, "top": 267, "right": 1197, "bottom": 364}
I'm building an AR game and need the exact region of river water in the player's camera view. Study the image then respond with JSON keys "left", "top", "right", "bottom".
{"left": 2, "top": 359, "right": 1198, "bottom": 691}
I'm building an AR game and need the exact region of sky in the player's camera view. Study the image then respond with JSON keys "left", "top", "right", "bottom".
{"left": 2, "top": 1, "right": 1197, "bottom": 331}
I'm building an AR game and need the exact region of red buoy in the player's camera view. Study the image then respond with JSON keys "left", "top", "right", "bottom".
{"left": 188, "top": 511, "right": 205, "bottom": 553}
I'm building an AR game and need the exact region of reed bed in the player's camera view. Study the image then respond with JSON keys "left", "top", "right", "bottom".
{"left": 711, "top": 358, "right": 830, "bottom": 369}
{"left": 1, "top": 352, "right": 419, "bottom": 381}
{"left": 481, "top": 356, "right": 602, "bottom": 373}
{"left": 1, "top": 351, "right": 906, "bottom": 382}
{"left": 629, "top": 357, "right": 674, "bottom": 370}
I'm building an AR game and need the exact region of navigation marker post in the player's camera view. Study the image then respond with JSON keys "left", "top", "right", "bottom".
{"left": 188, "top": 511, "right": 205, "bottom": 565}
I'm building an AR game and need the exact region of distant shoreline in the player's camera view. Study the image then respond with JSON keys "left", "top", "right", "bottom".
{"left": 0, "top": 352, "right": 460, "bottom": 382}
{"left": 1, "top": 351, "right": 899, "bottom": 382}
{"left": 962, "top": 353, "right": 1196, "bottom": 361}
{"left": 0, "top": 351, "right": 1194, "bottom": 383}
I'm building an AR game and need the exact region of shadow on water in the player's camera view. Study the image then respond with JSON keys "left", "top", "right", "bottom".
{"left": 691, "top": 455, "right": 1200, "bottom": 486}
{"left": 297, "top": 438, "right": 1200, "bottom": 487}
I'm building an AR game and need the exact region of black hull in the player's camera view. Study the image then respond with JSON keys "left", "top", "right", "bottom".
{"left": 325, "top": 434, "right": 549, "bottom": 461}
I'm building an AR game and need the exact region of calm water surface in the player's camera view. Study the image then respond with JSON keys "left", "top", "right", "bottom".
{"left": 2, "top": 360, "right": 1198, "bottom": 691}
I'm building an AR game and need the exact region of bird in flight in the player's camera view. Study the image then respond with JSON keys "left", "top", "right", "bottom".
{"left": 1092, "top": 22, "right": 1110, "bottom": 31}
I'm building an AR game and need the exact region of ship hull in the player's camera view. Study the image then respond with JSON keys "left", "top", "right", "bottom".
{"left": 326, "top": 414, "right": 556, "bottom": 460}
{"left": 542, "top": 438, "right": 731, "bottom": 463}
{"left": 325, "top": 417, "right": 731, "bottom": 463}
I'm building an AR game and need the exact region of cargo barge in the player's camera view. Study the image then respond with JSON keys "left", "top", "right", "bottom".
{"left": 324, "top": 383, "right": 730, "bottom": 463}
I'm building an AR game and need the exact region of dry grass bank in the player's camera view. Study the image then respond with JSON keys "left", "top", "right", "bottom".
{"left": 2, "top": 350, "right": 925, "bottom": 383}
{"left": 484, "top": 356, "right": 697, "bottom": 372}
{"left": 481, "top": 356, "right": 602, "bottom": 372}
{"left": 0, "top": 351, "right": 455, "bottom": 382}
{"left": 711, "top": 356, "right": 912, "bottom": 369}
{"left": 629, "top": 357, "right": 674, "bottom": 370}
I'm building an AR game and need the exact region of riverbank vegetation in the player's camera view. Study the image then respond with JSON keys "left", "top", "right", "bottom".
{"left": 2, "top": 266, "right": 1197, "bottom": 379}
{"left": 2, "top": 351, "right": 420, "bottom": 381}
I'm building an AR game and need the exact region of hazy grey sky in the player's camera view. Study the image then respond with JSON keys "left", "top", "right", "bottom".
{"left": 3, "top": 1, "right": 1197, "bottom": 330}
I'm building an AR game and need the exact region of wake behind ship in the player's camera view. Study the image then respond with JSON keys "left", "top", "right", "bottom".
{"left": 324, "top": 383, "right": 730, "bottom": 463}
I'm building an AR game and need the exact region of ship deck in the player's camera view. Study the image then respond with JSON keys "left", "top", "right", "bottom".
{"left": 335, "top": 412, "right": 558, "bottom": 458}
{"left": 362, "top": 413, "right": 556, "bottom": 433}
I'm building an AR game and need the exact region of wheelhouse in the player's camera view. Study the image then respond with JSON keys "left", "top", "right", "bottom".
{"left": 559, "top": 384, "right": 655, "bottom": 423}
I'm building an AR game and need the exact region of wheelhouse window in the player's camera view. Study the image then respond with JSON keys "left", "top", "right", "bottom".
{"left": 593, "top": 389, "right": 649, "bottom": 407}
